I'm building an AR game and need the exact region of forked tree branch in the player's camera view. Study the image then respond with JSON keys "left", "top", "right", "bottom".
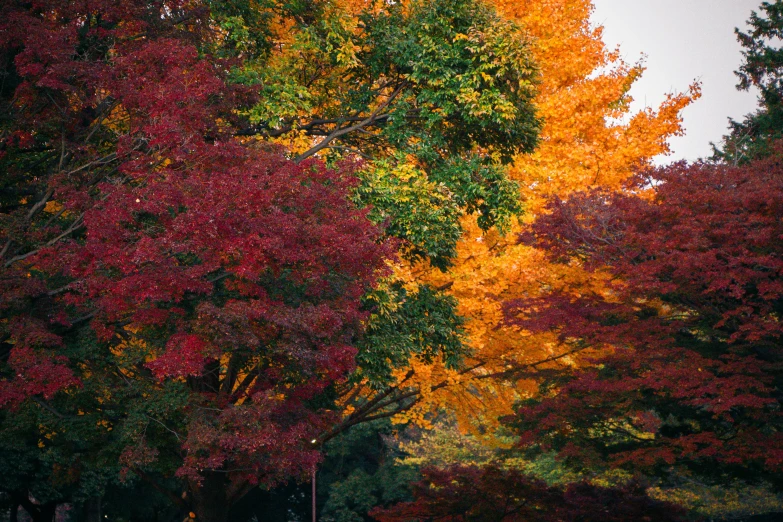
{"left": 320, "top": 347, "right": 589, "bottom": 444}
{"left": 294, "top": 83, "right": 407, "bottom": 163}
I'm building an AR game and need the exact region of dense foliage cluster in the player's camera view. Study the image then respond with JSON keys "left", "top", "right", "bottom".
{"left": 372, "top": 465, "right": 686, "bottom": 522}
{"left": 395, "top": 0, "right": 696, "bottom": 432}
{"left": 508, "top": 156, "right": 783, "bottom": 486}
{"left": 0, "top": 0, "right": 394, "bottom": 520}
{"left": 1, "top": 0, "right": 781, "bottom": 521}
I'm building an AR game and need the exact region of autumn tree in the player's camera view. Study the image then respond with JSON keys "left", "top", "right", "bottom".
{"left": 236, "top": 0, "right": 545, "bottom": 430}
{"left": 0, "top": 1, "right": 395, "bottom": 521}
{"left": 359, "top": 0, "right": 697, "bottom": 432}
{"left": 506, "top": 155, "right": 783, "bottom": 492}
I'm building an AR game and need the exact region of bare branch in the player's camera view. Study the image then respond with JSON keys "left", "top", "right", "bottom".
{"left": 32, "top": 397, "right": 74, "bottom": 420}
{"left": 4, "top": 212, "right": 84, "bottom": 267}
{"left": 294, "top": 83, "right": 407, "bottom": 163}
{"left": 26, "top": 188, "right": 54, "bottom": 222}
{"left": 145, "top": 415, "right": 182, "bottom": 441}
{"left": 321, "top": 348, "right": 589, "bottom": 443}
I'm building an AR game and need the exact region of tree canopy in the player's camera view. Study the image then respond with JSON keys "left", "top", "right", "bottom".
{"left": 715, "top": 0, "right": 783, "bottom": 163}
{"left": 0, "top": 0, "right": 540, "bottom": 519}
{"left": 2, "top": 0, "right": 780, "bottom": 521}
{"left": 507, "top": 156, "right": 783, "bottom": 487}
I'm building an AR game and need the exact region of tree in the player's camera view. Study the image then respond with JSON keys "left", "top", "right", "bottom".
{"left": 240, "top": 0, "right": 544, "bottom": 427}
{"left": 228, "top": 419, "right": 417, "bottom": 522}
{"left": 0, "top": 1, "right": 393, "bottom": 521}
{"left": 714, "top": 0, "right": 783, "bottom": 163}
{"left": 212, "top": 0, "right": 545, "bottom": 443}
{"left": 362, "top": 0, "right": 697, "bottom": 432}
{"left": 506, "top": 154, "right": 783, "bottom": 492}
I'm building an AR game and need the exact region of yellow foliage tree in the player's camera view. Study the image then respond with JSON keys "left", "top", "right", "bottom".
{"left": 341, "top": 0, "right": 700, "bottom": 433}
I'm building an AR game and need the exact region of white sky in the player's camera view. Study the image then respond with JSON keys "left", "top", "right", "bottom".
{"left": 591, "top": 0, "right": 762, "bottom": 163}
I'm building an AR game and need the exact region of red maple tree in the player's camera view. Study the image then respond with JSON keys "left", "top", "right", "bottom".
{"left": 0, "top": 1, "right": 390, "bottom": 520}
{"left": 507, "top": 154, "right": 783, "bottom": 484}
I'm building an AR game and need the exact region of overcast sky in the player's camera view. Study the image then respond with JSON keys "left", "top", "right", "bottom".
{"left": 591, "top": 0, "right": 763, "bottom": 164}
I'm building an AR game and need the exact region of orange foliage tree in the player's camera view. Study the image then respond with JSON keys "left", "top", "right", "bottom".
{"left": 337, "top": 0, "right": 699, "bottom": 433}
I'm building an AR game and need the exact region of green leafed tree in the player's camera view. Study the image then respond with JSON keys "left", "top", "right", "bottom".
{"left": 715, "top": 0, "right": 783, "bottom": 163}
{"left": 232, "top": 0, "right": 539, "bottom": 269}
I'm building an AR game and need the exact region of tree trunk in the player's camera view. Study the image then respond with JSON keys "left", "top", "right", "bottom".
{"left": 14, "top": 493, "right": 57, "bottom": 522}
{"left": 9, "top": 502, "right": 18, "bottom": 522}
{"left": 35, "top": 503, "right": 56, "bottom": 522}
{"left": 191, "top": 472, "right": 230, "bottom": 522}
{"left": 23, "top": 502, "right": 56, "bottom": 522}
{"left": 84, "top": 498, "right": 101, "bottom": 522}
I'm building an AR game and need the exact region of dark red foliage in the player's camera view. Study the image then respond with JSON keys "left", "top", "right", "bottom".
{"left": 371, "top": 465, "right": 687, "bottom": 522}
{"left": 506, "top": 157, "right": 783, "bottom": 482}
{"left": 0, "top": 0, "right": 390, "bottom": 517}
{"left": 51, "top": 145, "right": 387, "bottom": 486}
